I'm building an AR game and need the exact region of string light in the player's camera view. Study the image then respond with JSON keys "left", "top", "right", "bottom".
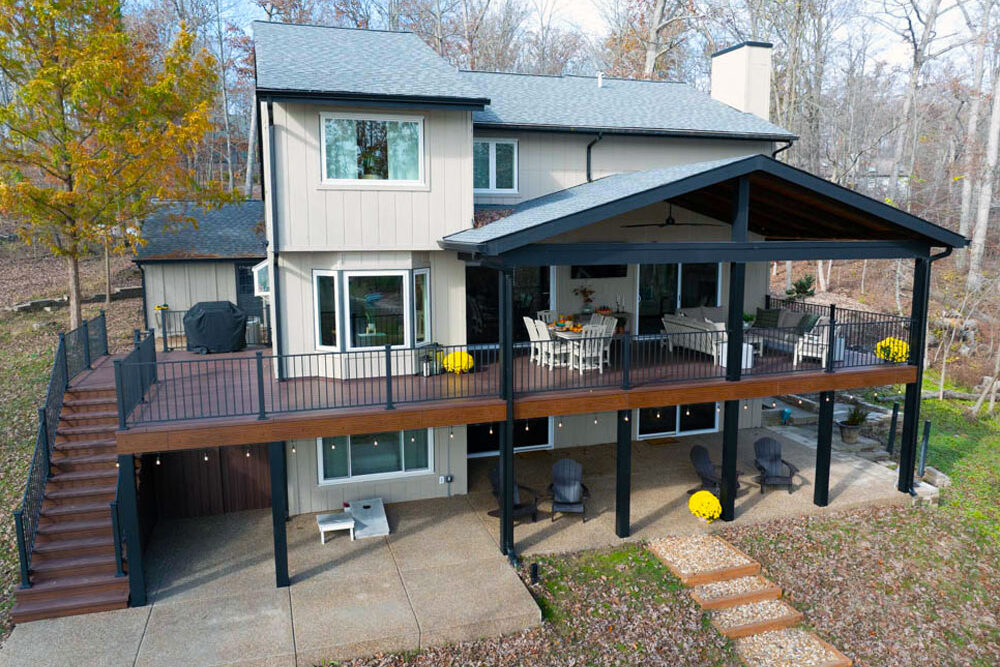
{"left": 489, "top": 424, "right": 494, "bottom": 435}
{"left": 685, "top": 408, "right": 691, "bottom": 416}
{"left": 410, "top": 435, "right": 416, "bottom": 442}
{"left": 593, "top": 414, "right": 599, "bottom": 425}
{"left": 155, "top": 455, "right": 161, "bottom": 466}
{"left": 245, "top": 448, "right": 251, "bottom": 458}
{"left": 331, "top": 442, "right": 336, "bottom": 450}
{"left": 291, "top": 445, "right": 296, "bottom": 454}
{"left": 115, "top": 461, "right": 120, "bottom": 468}
{"left": 203, "top": 451, "right": 209, "bottom": 462}
{"left": 623, "top": 413, "right": 629, "bottom": 422}
{"left": 524, "top": 423, "right": 530, "bottom": 431}
{"left": 557, "top": 418, "right": 563, "bottom": 428}
{"left": 449, "top": 427, "right": 454, "bottom": 439}
{"left": 655, "top": 410, "right": 661, "bottom": 419}
{"left": 373, "top": 439, "right": 378, "bottom": 447}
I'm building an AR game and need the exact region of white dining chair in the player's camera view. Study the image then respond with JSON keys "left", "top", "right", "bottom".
{"left": 523, "top": 316, "right": 541, "bottom": 364}
{"left": 601, "top": 317, "right": 617, "bottom": 364}
{"left": 570, "top": 324, "right": 607, "bottom": 375}
{"left": 535, "top": 320, "right": 568, "bottom": 369}
{"left": 537, "top": 309, "right": 557, "bottom": 324}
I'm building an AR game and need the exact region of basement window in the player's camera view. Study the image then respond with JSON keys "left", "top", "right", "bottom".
{"left": 473, "top": 138, "right": 518, "bottom": 193}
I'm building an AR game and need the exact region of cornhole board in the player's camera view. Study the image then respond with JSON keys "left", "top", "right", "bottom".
{"left": 346, "top": 497, "right": 389, "bottom": 539}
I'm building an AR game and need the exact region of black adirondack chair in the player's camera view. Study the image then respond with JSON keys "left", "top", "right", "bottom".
{"left": 753, "top": 437, "right": 799, "bottom": 494}
{"left": 688, "top": 445, "right": 743, "bottom": 495}
{"left": 548, "top": 458, "right": 590, "bottom": 522}
{"left": 488, "top": 467, "right": 539, "bottom": 522}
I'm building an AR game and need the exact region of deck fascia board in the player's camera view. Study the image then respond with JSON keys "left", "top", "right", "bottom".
{"left": 115, "top": 365, "right": 916, "bottom": 453}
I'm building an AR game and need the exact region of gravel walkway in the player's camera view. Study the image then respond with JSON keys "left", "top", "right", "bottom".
{"left": 713, "top": 599, "right": 799, "bottom": 630}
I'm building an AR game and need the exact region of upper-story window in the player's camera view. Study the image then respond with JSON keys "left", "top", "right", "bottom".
{"left": 473, "top": 138, "right": 517, "bottom": 193}
{"left": 321, "top": 112, "right": 424, "bottom": 185}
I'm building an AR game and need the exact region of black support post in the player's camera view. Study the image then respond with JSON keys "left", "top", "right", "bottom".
{"left": 720, "top": 175, "right": 749, "bottom": 521}
{"left": 814, "top": 390, "right": 834, "bottom": 506}
{"left": 498, "top": 269, "right": 516, "bottom": 560}
{"left": 117, "top": 454, "right": 146, "bottom": 606}
{"left": 899, "top": 257, "right": 930, "bottom": 493}
{"left": 615, "top": 409, "right": 631, "bottom": 538}
{"left": 269, "top": 442, "right": 290, "bottom": 587}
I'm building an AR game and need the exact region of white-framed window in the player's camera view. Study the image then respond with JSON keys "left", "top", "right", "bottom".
{"left": 473, "top": 138, "right": 518, "bottom": 193}
{"left": 317, "top": 428, "right": 433, "bottom": 484}
{"left": 320, "top": 112, "right": 424, "bottom": 185}
{"left": 313, "top": 270, "right": 341, "bottom": 350}
{"left": 252, "top": 259, "right": 270, "bottom": 297}
{"left": 636, "top": 403, "right": 720, "bottom": 439}
{"left": 413, "top": 268, "right": 431, "bottom": 346}
{"left": 344, "top": 270, "right": 410, "bottom": 350}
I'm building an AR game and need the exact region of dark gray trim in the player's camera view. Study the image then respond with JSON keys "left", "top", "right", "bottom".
{"left": 257, "top": 88, "right": 489, "bottom": 110}
{"left": 269, "top": 442, "right": 289, "bottom": 587}
{"left": 712, "top": 41, "right": 773, "bottom": 58}
{"left": 615, "top": 409, "right": 631, "bottom": 538}
{"left": 473, "top": 122, "right": 796, "bottom": 142}
{"left": 134, "top": 256, "right": 265, "bottom": 266}
{"left": 815, "top": 390, "right": 834, "bottom": 506}
{"left": 267, "top": 97, "right": 286, "bottom": 380}
{"left": 898, "top": 257, "right": 930, "bottom": 493}
{"left": 139, "top": 267, "right": 148, "bottom": 331}
{"left": 471, "top": 240, "right": 932, "bottom": 267}
{"left": 441, "top": 154, "right": 967, "bottom": 255}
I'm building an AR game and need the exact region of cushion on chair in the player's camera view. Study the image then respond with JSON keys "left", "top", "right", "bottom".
{"left": 777, "top": 308, "right": 803, "bottom": 329}
{"left": 754, "top": 307, "right": 781, "bottom": 328}
{"left": 796, "top": 313, "right": 821, "bottom": 334}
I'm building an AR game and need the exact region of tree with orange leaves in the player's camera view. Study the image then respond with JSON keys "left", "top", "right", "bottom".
{"left": 0, "top": 1, "right": 232, "bottom": 328}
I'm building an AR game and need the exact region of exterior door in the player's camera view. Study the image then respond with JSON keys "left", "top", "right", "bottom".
{"left": 235, "top": 263, "right": 263, "bottom": 319}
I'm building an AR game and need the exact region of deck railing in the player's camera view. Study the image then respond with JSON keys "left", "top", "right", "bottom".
{"left": 114, "top": 329, "right": 157, "bottom": 429}
{"left": 13, "top": 311, "right": 108, "bottom": 589}
{"left": 114, "top": 315, "right": 915, "bottom": 428}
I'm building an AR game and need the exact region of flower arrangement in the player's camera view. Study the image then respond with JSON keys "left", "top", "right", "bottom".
{"left": 442, "top": 350, "right": 474, "bottom": 374}
{"left": 573, "top": 285, "right": 596, "bottom": 304}
{"left": 875, "top": 337, "right": 909, "bottom": 363}
{"left": 688, "top": 490, "right": 722, "bottom": 523}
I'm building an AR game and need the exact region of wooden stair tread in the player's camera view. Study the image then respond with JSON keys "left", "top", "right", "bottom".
{"left": 54, "top": 438, "right": 116, "bottom": 451}
{"left": 64, "top": 397, "right": 117, "bottom": 407}
{"left": 34, "top": 535, "right": 114, "bottom": 553}
{"left": 31, "top": 552, "right": 117, "bottom": 573}
{"left": 57, "top": 424, "right": 116, "bottom": 436}
{"left": 50, "top": 469, "right": 118, "bottom": 483}
{"left": 41, "top": 502, "right": 111, "bottom": 517}
{"left": 38, "top": 518, "right": 111, "bottom": 535}
{"left": 61, "top": 410, "right": 118, "bottom": 420}
{"left": 45, "top": 484, "right": 117, "bottom": 500}
{"left": 52, "top": 452, "right": 118, "bottom": 466}
{"left": 22, "top": 572, "right": 126, "bottom": 593}
{"left": 12, "top": 587, "right": 128, "bottom": 622}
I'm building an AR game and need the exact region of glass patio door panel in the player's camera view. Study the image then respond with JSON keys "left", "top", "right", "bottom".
{"left": 467, "top": 418, "right": 551, "bottom": 457}
{"left": 636, "top": 406, "right": 679, "bottom": 436}
{"left": 465, "top": 265, "right": 551, "bottom": 345}
{"left": 680, "top": 263, "right": 721, "bottom": 308}
{"left": 637, "top": 264, "right": 678, "bottom": 335}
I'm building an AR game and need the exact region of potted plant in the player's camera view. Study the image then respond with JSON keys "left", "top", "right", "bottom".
{"left": 838, "top": 405, "right": 868, "bottom": 444}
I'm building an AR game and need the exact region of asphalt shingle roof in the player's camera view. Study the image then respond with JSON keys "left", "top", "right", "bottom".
{"left": 463, "top": 71, "right": 795, "bottom": 139}
{"left": 443, "top": 156, "right": 752, "bottom": 247}
{"left": 135, "top": 201, "right": 266, "bottom": 262}
{"left": 253, "top": 22, "right": 488, "bottom": 104}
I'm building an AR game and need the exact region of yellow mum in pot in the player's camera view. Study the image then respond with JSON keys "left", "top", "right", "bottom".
{"left": 875, "top": 337, "right": 909, "bottom": 363}
{"left": 688, "top": 490, "right": 722, "bottom": 523}
{"left": 442, "top": 350, "right": 474, "bottom": 374}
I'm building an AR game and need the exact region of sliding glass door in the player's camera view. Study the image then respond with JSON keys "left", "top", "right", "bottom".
{"left": 636, "top": 263, "right": 721, "bottom": 335}
{"left": 637, "top": 402, "right": 719, "bottom": 438}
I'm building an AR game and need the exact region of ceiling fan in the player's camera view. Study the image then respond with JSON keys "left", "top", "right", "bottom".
{"left": 622, "top": 203, "right": 727, "bottom": 229}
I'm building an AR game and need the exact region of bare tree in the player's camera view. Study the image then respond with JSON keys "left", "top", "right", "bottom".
{"left": 966, "top": 57, "right": 1000, "bottom": 290}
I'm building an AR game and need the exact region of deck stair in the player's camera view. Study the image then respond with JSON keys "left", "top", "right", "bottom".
{"left": 11, "top": 383, "right": 129, "bottom": 624}
{"left": 649, "top": 535, "right": 852, "bottom": 667}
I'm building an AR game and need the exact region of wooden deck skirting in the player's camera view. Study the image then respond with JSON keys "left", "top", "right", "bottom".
{"left": 114, "top": 365, "right": 916, "bottom": 454}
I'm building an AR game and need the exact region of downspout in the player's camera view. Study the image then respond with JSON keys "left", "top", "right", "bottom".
{"left": 586, "top": 132, "right": 604, "bottom": 182}
{"left": 771, "top": 140, "right": 794, "bottom": 159}
{"left": 138, "top": 265, "right": 148, "bottom": 331}
{"left": 266, "top": 96, "right": 285, "bottom": 380}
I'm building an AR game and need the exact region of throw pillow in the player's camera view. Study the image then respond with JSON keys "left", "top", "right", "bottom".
{"left": 754, "top": 307, "right": 781, "bottom": 328}
{"left": 797, "top": 312, "right": 820, "bottom": 334}
{"left": 777, "top": 308, "right": 803, "bottom": 329}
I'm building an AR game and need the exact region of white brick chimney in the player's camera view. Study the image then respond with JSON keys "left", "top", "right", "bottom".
{"left": 710, "top": 41, "right": 772, "bottom": 121}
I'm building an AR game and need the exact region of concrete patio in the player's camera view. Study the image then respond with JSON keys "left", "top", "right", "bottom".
{"left": 1, "top": 427, "right": 917, "bottom": 666}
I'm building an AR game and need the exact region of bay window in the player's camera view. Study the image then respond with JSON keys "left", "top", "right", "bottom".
{"left": 345, "top": 271, "right": 409, "bottom": 349}
{"left": 473, "top": 138, "right": 517, "bottom": 193}
{"left": 318, "top": 429, "right": 432, "bottom": 483}
{"left": 321, "top": 112, "right": 423, "bottom": 184}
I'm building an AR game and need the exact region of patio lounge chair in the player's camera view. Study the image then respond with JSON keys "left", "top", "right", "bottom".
{"left": 549, "top": 458, "right": 590, "bottom": 522}
{"left": 753, "top": 437, "right": 799, "bottom": 494}
{"left": 488, "top": 467, "right": 539, "bottom": 522}
{"left": 688, "top": 445, "right": 743, "bottom": 495}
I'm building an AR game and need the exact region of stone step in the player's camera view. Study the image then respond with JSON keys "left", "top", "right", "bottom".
{"left": 690, "top": 575, "right": 783, "bottom": 610}
{"left": 648, "top": 536, "right": 761, "bottom": 586}
{"left": 712, "top": 598, "right": 804, "bottom": 639}
{"left": 734, "top": 628, "right": 853, "bottom": 667}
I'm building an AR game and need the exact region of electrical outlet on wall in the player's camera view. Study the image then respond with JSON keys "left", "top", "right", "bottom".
{"left": 438, "top": 476, "right": 445, "bottom": 484}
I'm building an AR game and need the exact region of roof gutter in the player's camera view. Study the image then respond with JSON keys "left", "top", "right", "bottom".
{"left": 472, "top": 122, "right": 797, "bottom": 143}
{"left": 586, "top": 132, "right": 604, "bottom": 182}
{"left": 256, "top": 88, "right": 489, "bottom": 111}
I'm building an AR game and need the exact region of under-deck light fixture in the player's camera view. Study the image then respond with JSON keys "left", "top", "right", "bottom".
{"left": 155, "top": 455, "right": 161, "bottom": 466}
{"left": 557, "top": 418, "right": 563, "bottom": 428}
{"left": 291, "top": 445, "right": 296, "bottom": 454}
{"left": 203, "top": 451, "right": 209, "bottom": 462}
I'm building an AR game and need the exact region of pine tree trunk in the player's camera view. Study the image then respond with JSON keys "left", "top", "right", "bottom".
{"left": 67, "top": 254, "right": 82, "bottom": 329}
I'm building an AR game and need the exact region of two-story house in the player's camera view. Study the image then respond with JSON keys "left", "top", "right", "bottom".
{"left": 11, "top": 21, "right": 965, "bottom": 631}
